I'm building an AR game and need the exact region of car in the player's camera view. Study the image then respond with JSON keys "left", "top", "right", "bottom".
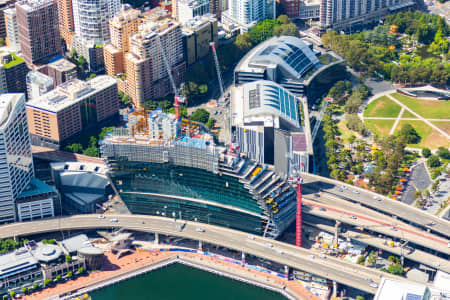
{"left": 390, "top": 226, "right": 398, "bottom": 231}
{"left": 308, "top": 254, "right": 315, "bottom": 259}
{"left": 110, "top": 218, "right": 118, "bottom": 222}
{"left": 319, "top": 207, "right": 326, "bottom": 211}
{"left": 98, "top": 215, "right": 105, "bottom": 219}
{"left": 434, "top": 262, "right": 440, "bottom": 267}
{"left": 353, "top": 190, "right": 360, "bottom": 194}
{"left": 314, "top": 193, "right": 320, "bottom": 197}
{"left": 265, "top": 243, "right": 273, "bottom": 248}
{"left": 319, "top": 254, "right": 326, "bottom": 259}
{"left": 247, "top": 235, "right": 255, "bottom": 240}
{"left": 370, "top": 283, "right": 378, "bottom": 288}
{"left": 350, "top": 216, "right": 357, "bottom": 219}
{"left": 342, "top": 185, "right": 347, "bottom": 190}
{"left": 373, "top": 196, "right": 380, "bottom": 201}
{"left": 195, "top": 228, "right": 205, "bottom": 232}
{"left": 338, "top": 188, "right": 344, "bottom": 192}
{"left": 276, "top": 249, "right": 284, "bottom": 255}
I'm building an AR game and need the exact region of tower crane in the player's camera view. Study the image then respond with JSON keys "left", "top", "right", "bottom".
{"left": 288, "top": 174, "right": 303, "bottom": 248}
{"left": 156, "top": 36, "right": 186, "bottom": 119}
{"left": 210, "top": 42, "right": 225, "bottom": 103}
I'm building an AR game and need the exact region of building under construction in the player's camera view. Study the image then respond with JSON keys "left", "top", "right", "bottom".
{"left": 101, "top": 108, "right": 297, "bottom": 238}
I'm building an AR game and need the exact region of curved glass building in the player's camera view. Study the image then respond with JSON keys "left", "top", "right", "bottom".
{"left": 101, "top": 128, "right": 297, "bottom": 238}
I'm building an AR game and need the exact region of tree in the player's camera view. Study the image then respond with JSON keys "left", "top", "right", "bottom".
{"left": 367, "top": 251, "right": 377, "bottom": 266}
{"left": 120, "top": 94, "right": 131, "bottom": 107}
{"left": 345, "top": 114, "right": 367, "bottom": 135}
{"left": 356, "top": 255, "right": 366, "bottom": 265}
{"left": 356, "top": 296, "right": 365, "bottom": 300}
{"left": 99, "top": 127, "right": 115, "bottom": 141}
{"left": 273, "top": 23, "right": 300, "bottom": 38}
{"left": 0, "top": 38, "right": 5, "bottom": 47}
{"left": 422, "top": 147, "right": 431, "bottom": 158}
{"left": 398, "top": 124, "right": 420, "bottom": 144}
{"left": 22, "top": 287, "right": 27, "bottom": 295}
{"left": 235, "top": 33, "right": 253, "bottom": 53}
{"left": 414, "top": 190, "right": 422, "bottom": 199}
{"left": 423, "top": 189, "right": 430, "bottom": 199}
{"left": 168, "top": 106, "right": 187, "bottom": 118}
{"left": 9, "top": 291, "right": 15, "bottom": 299}
{"left": 358, "top": 84, "right": 371, "bottom": 99}
{"left": 248, "top": 19, "right": 281, "bottom": 44}
{"left": 432, "top": 180, "right": 439, "bottom": 193}
{"left": 44, "top": 278, "right": 52, "bottom": 287}
{"left": 78, "top": 267, "right": 85, "bottom": 275}
{"left": 437, "top": 147, "right": 450, "bottom": 159}
{"left": 55, "top": 275, "right": 61, "bottom": 282}
{"left": 70, "top": 48, "right": 78, "bottom": 59}
{"left": 78, "top": 55, "right": 87, "bottom": 68}
{"left": 82, "top": 147, "right": 99, "bottom": 157}
{"left": 428, "top": 155, "right": 441, "bottom": 168}
{"left": 190, "top": 108, "right": 210, "bottom": 124}
{"left": 67, "top": 271, "right": 73, "bottom": 279}
{"left": 86, "top": 73, "right": 97, "bottom": 80}
{"left": 387, "top": 264, "right": 404, "bottom": 275}
{"left": 344, "top": 92, "right": 363, "bottom": 114}
{"left": 277, "top": 14, "right": 291, "bottom": 25}
{"left": 205, "top": 118, "right": 216, "bottom": 129}
{"left": 65, "top": 254, "right": 72, "bottom": 263}
{"left": 65, "top": 143, "right": 83, "bottom": 154}
{"left": 89, "top": 136, "right": 98, "bottom": 148}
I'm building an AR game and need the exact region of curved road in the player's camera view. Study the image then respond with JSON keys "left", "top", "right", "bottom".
{"left": 0, "top": 214, "right": 418, "bottom": 294}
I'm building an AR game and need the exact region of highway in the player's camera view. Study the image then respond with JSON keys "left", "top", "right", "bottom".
{"left": 301, "top": 190, "right": 450, "bottom": 256}
{"left": 303, "top": 215, "right": 450, "bottom": 274}
{"left": 0, "top": 214, "right": 422, "bottom": 294}
{"left": 301, "top": 173, "right": 450, "bottom": 238}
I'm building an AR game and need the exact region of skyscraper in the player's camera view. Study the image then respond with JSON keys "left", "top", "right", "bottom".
{"left": 279, "top": 0, "right": 300, "bottom": 18}
{"left": 173, "top": 0, "right": 210, "bottom": 24}
{"left": 72, "top": 0, "right": 121, "bottom": 44}
{"left": 222, "top": 0, "right": 274, "bottom": 27}
{"left": 16, "top": 0, "right": 62, "bottom": 65}
{"left": 4, "top": 8, "right": 20, "bottom": 52}
{"left": 57, "top": 0, "right": 75, "bottom": 46}
{"left": 125, "top": 19, "right": 185, "bottom": 107}
{"left": 0, "top": 93, "right": 34, "bottom": 223}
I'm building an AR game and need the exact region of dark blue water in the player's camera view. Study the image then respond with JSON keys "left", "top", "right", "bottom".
{"left": 90, "top": 263, "right": 287, "bottom": 300}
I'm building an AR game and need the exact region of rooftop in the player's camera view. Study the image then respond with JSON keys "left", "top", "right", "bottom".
{"left": 0, "top": 93, "right": 24, "bottom": 128}
{"left": 134, "top": 19, "right": 180, "bottom": 41}
{"left": 31, "top": 244, "right": 62, "bottom": 263}
{"left": 110, "top": 7, "right": 141, "bottom": 27}
{"left": 374, "top": 277, "right": 428, "bottom": 300}
{"left": 60, "top": 234, "right": 91, "bottom": 253}
{"left": 27, "top": 71, "right": 53, "bottom": 87}
{"left": 181, "top": 14, "right": 216, "bottom": 32}
{"left": 1, "top": 52, "right": 25, "bottom": 69}
{"left": 16, "top": 0, "right": 54, "bottom": 11}
{"left": 235, "top": 36, "right": 320, "bottom": 81}
{"left": 0, "top": 248, "right": 38, "bottom": 279}
{"left": 17, "top": 178, "right": 57, "bottom": 199}
{"left": 47, "top": 57, "right": 77, "bottom": 72}
{"left": 232, "top": 80, "right": 300, "bottom": 130}
{"left": 26, "top": 76, "right": 116, "bottom": 113}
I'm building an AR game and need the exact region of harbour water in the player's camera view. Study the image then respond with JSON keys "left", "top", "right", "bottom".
{"left": 90, "top": 263, "right": 287, "bottom": 300}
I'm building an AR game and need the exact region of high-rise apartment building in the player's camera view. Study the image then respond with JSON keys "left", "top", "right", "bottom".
{"left": 104, "top": 7, "right": 141, "bottom": 76}
{"left": 4, "top": 8, "right": 20, "bottom": 52}
{"left": 26, "top": 76, "right": 119, "bottom": 149}
{"left": 0, "top": 0, "right": 15, "bottom": 39}
{"left": 0, "top": 93, "right": 34, "bottom": 223}
{"left": 279, "top": 0, "right": 300, "bottom": 18}
{"left": 0, "top": 52, "right": 29, "bottom": 93}
{"left": 57, "top": 0, "right": 75, "bottom": 46}
{"left": 222, "top": 0, "right": 274, "bottom": 28}
{"left": 173, "top": 0, "right": 210, "bottom": 24}
{"left": 125, "top": 19, "right": 185, "bottom": 107}
{"left": 16, "top": 0, "right": 62, "bottom": 65}
{"left": 209, "top": 0, "right": 222, "bottom": 19}
{"left": 319, "top": 0, "right": 415, "bottom": 30}
{"left": 72, "top": 0, "right": 121, "bottom": 44}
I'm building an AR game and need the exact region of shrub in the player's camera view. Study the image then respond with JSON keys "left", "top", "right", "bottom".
{"left": 428, "top": 155, "right": 441, "bottom": 168}
{"left": 422, "top": 147, "right": 431, "bottom": 158}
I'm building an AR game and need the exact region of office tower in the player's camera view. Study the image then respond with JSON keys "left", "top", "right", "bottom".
{"left": 0, "top": 52, "right": 28, "bottom": 93}
{"left": 125, "top": 19, "right": 185, "bottom": 107}
{"left": 4, "top": 8, "right": 20, "bottom": 52}
{"left": 173, "top": 0, "right": 210, "bottom": 24}
{"left": 57, "top": 0, "right": 75, "bottom": 46}
{"left": 72, "top": 0, "right": 121, "bottom": 44}
{"left": 45, "top": 57, "right": 77, "bottom": 87}
{"left": 104, "top": 7, "right": 141, "bottom": 76}
{"left": 26, "top": 76, "right": 119, "bottom": 149}
{"left": 209, "top": 0, "right": 222, "bottom": 19}
{"left": 0, "top": 93, "right": 34, "bottom": 223}
{"left": 16, "top": 0, "right": 62, "bottom": 65}
{"left": 319, "top": 0, "right": 415, "bottom": 30}
{"left": 182, "top": 15, "right": 218, "bottom": 65}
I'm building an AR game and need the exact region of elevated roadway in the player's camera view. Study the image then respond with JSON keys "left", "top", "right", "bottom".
{"left": 303, "top": 215, "right": 450, "bottom": 274}
{"left": 301, "top": 173, "right": 450, "bottom": 239}
{"left": 0, "top": 214, "right": 423, "bottom": 294}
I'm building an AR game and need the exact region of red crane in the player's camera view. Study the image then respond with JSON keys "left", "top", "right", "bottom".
{"left": 288, "top": 173, "right": 303, "bottom": 247}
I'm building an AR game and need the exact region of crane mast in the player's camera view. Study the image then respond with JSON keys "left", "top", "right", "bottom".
{"left": 210, "top": 42, "right": 225, "bottom": 103}
{"left": 156, "top": 36, "right": 185, "bottom": 119}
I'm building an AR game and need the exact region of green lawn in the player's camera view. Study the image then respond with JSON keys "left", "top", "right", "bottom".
{"left": 365, "top": 119, "right": 395, "bottom": 138}
{"left": 391, "top": 93, "right": 450, "bottom": 119}
{"left": 3, "top": 52, "right": 24, "bottom": 69}
{"left": 337, "top": 120, "right": 355, "bottom": 143}
{"left": 400, "top": 110, "right": 417, "bottom": 119}
{"left": 364, "top": 96, "right": 402, "bottom": 118}
{"left": 395, "top": 121, "right": 450, "bottom": 149}
{"left": 431, "top": 121, "right": 450, "bottom": 136}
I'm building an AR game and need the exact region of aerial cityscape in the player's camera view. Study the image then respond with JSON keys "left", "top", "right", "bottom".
{"left": 0, "top": 0, "right": 448, "bottom": 298}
